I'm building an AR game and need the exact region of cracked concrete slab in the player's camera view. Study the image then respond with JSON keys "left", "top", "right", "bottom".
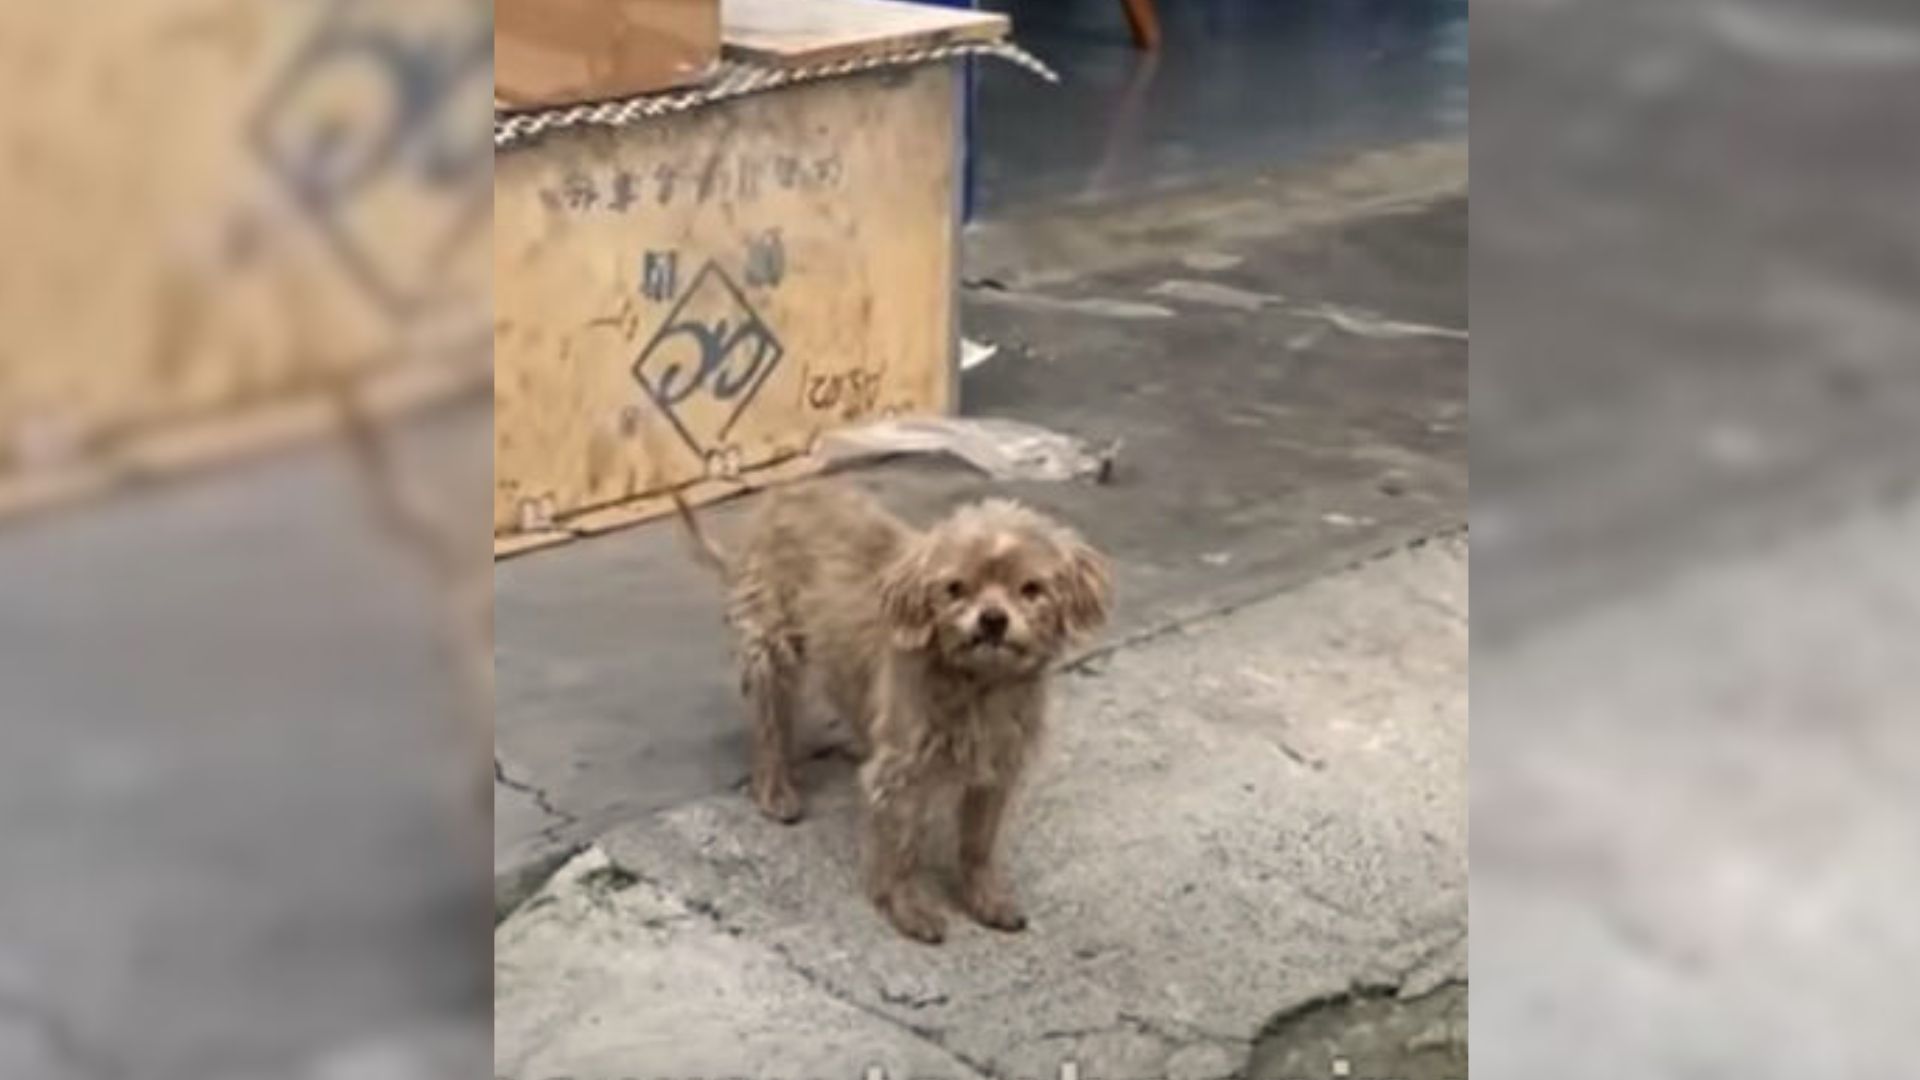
{"left": 495, "top": 765, "right": 560, "bottom": 853}
{"left": 495, "top": 757, "right": 583, "bottom": 921}
{"left": 496, "top": 850, "right": 993, "bottom": 1080}
{"left": 496, "top": 536, "right": 1465, "bottom": 1080}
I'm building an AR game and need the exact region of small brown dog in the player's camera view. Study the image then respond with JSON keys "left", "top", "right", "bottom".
{"left": 676, "top": 482, "right": 1111, "bottom": 942}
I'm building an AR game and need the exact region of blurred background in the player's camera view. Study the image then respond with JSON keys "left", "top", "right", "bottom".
{"left": 0, "top": 2, "right": 492, "bottom": 1078}
{"left": 1473, "top": 0, "right": 1920, "bottom": 1075}
{"left": 6, "top": 0, "right": 1918, "bottom": 1074}
{"left": 971, "top": 0, "right": 1467, "bottom": 212}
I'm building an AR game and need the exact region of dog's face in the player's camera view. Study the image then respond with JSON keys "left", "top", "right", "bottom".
{"left": 880, "top": 499, "right": 1111, "bottom": 676}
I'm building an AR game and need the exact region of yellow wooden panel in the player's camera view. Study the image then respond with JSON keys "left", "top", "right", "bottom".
{"left": 493, "top": 64, "right": 958, "bottom": 538}
{"left": 0, "top": 0, "right": 489, "bottom": 486}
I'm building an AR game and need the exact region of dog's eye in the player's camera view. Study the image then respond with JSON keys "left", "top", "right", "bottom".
{"left": 1020, "top": 580, "right": 1046, "bottom": 601}
{"left": 945, "top": 579, "right": 967, "bottom": 600}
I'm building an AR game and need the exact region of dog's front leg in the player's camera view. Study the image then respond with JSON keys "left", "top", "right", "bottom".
{"left": 860, "top": 753, "right": 946, "bottom": 943}
{"left": 960, "top": 782, "right": 1027, "bottom": 931}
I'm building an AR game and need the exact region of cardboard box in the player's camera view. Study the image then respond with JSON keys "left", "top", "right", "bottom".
{"left": 496, "top": 0, "right": 720, "bottom": 110}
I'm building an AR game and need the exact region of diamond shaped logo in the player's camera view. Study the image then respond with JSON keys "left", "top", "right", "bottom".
{"left": 249, "top": 0, "right": 490, "bottom": 320}
{"left": 632, "top": 261, "right": 785, "bottom": 457}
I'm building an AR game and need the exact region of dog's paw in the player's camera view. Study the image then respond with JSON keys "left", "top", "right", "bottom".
{"left": 963, "top": 883, "right": 1028, "bottom": 932}
{"left": 881, "top": 893, "right": 948, "bottom": 944}
{"left": 752, "top": 777, "right": 805, "bottom": 824}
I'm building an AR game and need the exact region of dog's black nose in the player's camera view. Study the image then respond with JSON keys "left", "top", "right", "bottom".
{"left": 978, "top": 607, "right": 1010, "bottom": 641}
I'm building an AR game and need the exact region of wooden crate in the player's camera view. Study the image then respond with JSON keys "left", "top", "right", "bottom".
{"left": 493, "top": 61, "right": 964, "bottom": 546}
{"left": 0, "top": 0, "right": 490, "bottom": 516}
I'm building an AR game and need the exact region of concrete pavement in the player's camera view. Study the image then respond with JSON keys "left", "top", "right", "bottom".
{"left": 496, "top": 535, "right": 1467, "bottom": 1080}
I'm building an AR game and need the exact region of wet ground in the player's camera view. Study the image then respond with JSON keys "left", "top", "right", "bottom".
{"left": 1245, "top": 983, "right": 1466, "bottom": 1080}
{"left": 973, "top": 0, "right": 1469, "bottom": 212}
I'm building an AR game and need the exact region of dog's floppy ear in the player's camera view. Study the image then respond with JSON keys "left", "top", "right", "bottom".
{"left": 1056, "top": 534, "right": 1112, "bottom": 638}
{"left": 878, "top": 539, "right": 937, "bottom": 650}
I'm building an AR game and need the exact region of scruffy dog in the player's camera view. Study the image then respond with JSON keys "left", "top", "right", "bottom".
{"left": 676, "top": 482, "right": 1110, "bottom": 943}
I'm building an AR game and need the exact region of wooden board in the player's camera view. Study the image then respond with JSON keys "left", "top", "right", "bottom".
{"left": 0, "top": 0, "right": 489, "bottom": 502}
{"left": 496, "top": 0, "right": 719, "bottom": 109}
{"left": 492, "top": 452, "right": 825, "bottom": 559}
{"left": 493, "top": 63, "right": 959, "bottom": 541}
{"left": 722, "top": 0, "right": 1006, "bottom": 68}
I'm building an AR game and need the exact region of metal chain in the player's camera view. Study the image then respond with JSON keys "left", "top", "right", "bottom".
{"left": 495, "top": 40, "right": 1058, "bottom": 149}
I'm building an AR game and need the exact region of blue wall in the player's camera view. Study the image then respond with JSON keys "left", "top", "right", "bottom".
{"left": 908, "top": 0, "right": 980, "bottom": 221}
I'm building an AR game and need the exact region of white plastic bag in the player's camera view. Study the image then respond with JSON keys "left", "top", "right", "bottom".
{"left": 818, "top": 417, "right": 1116, "bottom": 484}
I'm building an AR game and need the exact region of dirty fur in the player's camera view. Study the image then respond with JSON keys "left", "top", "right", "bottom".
{"left": 675, "top": 482, "right": 1111, "bottom": 943}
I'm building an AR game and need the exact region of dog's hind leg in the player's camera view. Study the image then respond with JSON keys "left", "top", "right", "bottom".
{"left": 739, "top": 632, "right": 805, "bottom": 823}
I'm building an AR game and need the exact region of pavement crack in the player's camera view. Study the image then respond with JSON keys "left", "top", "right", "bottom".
{"left": 1596, "top": 902, "right": 1712, "bottom": 977}
{"left": 0, "top": 988, "right": 124, "bottom": 1080}
{"left": 1390, "top": 927, "right": 1468, "bottom": 989}
{"left": 1116, "top": 1010, "right": 1248, "bottom": 1049}
{"left": 1270, "top": 736, "right": 1327, "bottom": 772}
{"left": 1029, "top": 1011, "right": 1246, "bottom": 1065}
{"left": 616, "top": 864, "right": 1008, "bottom": 1080}
{"left": 1230, "top": 980, "right": 1466, "bottom": 1080}
{"left": 1061, "top": 521, "right": 1467, "bottom": 675}
{"left": 878, "top": 984, "right": 951, "bottom": 1010}
{"left": 495, "top": 757, "right": 579, "bottom": 841}
{"left": 1291, "top": 882, "right": 1372, "bottom": 924}
{"left": 1033, "top": 1024, "right": 1105, "bottom": 1043}
{"left": 1400, "top": 586, "right": 1467, "bottom": 626}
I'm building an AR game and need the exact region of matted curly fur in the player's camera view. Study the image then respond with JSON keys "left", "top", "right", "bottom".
{"left": 675, "top": 481, "right": 1111, "bottom": 943}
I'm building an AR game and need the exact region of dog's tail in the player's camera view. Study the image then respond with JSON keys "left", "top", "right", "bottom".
{"left": 670, "top": 490, "right": 729, "bottom": 578}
